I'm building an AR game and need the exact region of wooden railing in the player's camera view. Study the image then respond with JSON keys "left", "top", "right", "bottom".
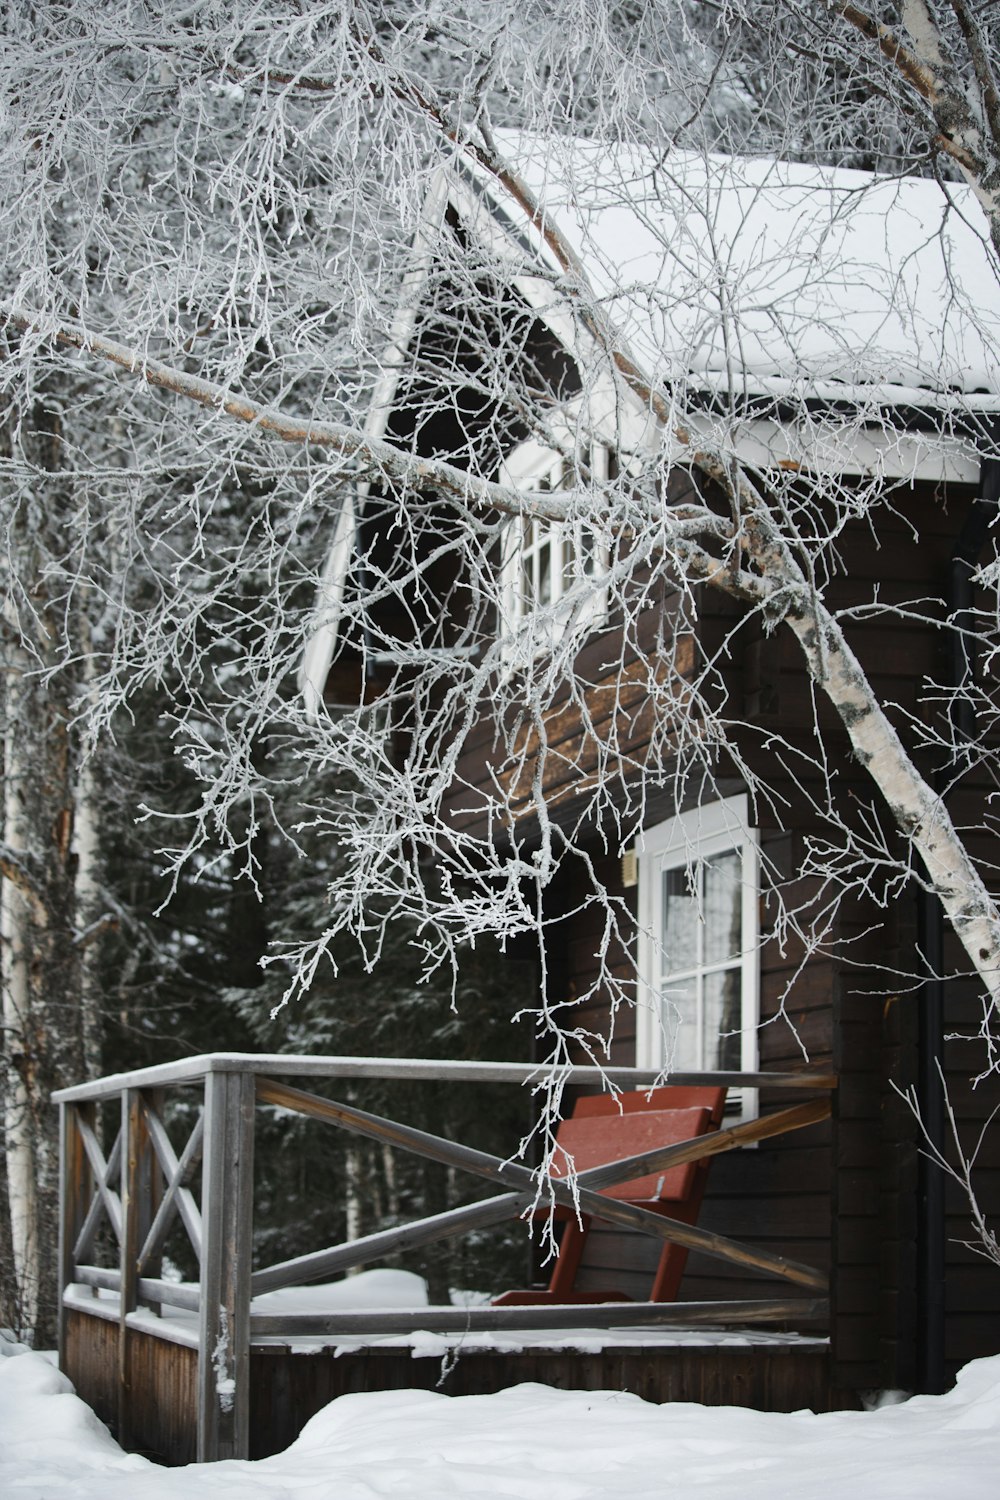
{"left": 54, "top": 1054, "right": 835, "bottom": 1461}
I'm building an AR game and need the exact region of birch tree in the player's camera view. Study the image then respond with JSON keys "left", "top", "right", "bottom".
{"left": 1, "top": 1, "right": 999, "bottom": 1336}
{"left": 0, "top": 383, "right": 108, "bottom": 1340}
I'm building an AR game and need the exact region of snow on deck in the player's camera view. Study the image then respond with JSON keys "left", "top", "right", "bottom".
{"left": 65, "top": 1269, "right": 826, "bottom": 1358}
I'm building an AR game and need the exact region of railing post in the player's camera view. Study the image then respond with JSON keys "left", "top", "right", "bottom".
{"left": 118, "top": 1087, "right": 158, "bottom": 1446}
{"left": 57, "top": 1102, "right": 89, "bottom": 1368}
{"left": 197, "top": 1068, "right": 255, "bottom": 1462}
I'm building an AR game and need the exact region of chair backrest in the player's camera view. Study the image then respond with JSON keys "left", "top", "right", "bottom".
{"left": 555, "top": 1085, "right": 727, "bottom": 1302}
{"left": 571, "top": 1085, "right": 728, "bottom": 1121}
{"left": 549, "top": 1106, "right": 712, "bottom": 1202}
{"left": 493, "top": 1085, "right": 727, "bottom": 1306}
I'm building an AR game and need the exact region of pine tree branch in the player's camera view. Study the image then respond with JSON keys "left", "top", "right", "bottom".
{"left": 73, "top": 913, "right": 119, "bottom": 951}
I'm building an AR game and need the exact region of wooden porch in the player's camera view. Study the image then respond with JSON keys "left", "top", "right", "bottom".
{"left": 54, "top": 1055, "right": 838, "bottom": 1464}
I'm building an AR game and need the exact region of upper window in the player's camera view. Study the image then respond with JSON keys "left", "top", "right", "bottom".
{"left": 498, "top": 443, "right": 608, "bottom": 655}
{"left": 636, "top": 795, "right": 759, "bottom": 1106}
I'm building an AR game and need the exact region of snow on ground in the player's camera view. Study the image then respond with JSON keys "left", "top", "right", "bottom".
{"left": 2, "top": 1332, "right": 1000, "bottom": 1499}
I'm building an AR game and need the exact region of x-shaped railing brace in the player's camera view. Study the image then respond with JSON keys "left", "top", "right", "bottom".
{"left": 254, "top": 1079, "right": 831, "bottom": 1294}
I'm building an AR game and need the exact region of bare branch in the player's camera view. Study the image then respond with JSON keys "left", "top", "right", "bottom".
{"left": 0, "top": 849, "right": 47, "bottom": 923}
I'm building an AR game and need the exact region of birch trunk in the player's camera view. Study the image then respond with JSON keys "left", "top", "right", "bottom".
{"left": 783, "top": 592, "right": 1000, "bottom": 1036}
{"left": 1, "top": 640, "right": 42, "bottom": 1335}
{"left": 0, "top": 404, "right": 100, "bottom": 1344}
{"left": 0, "top": 638, "right": 95, "bottom": 1345}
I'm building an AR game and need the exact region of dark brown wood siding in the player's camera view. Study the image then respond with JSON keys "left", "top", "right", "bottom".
{"left": 247, "top": 1341, "right": 842, "bottom": 1458}
{"left": 63, "top": 1309, "right": 197, "bottom": 1465}
{"left": 442, "top": 475, "right": 1000, "bottom": 1392}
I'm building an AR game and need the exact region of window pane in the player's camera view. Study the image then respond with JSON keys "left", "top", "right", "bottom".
{"left": 704, "top": 850, "right": 742, "bottom": 966}
{"left": 537, "top": 538, "right": 551, "bottom": 606}
{"left": 520, "top": 544, "right": 534, "bottom": 610}
{"left": 662, "top": 866, "right": 698, "bottom": 976}
{"left": 658, "top": 979, "right": 697, "bottom": 1070}
{"left": 703, "top": 969, "right": 742, "bottom": 1070}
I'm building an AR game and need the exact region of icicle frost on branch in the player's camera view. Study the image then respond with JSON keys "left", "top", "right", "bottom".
{"left": 6, "top": 238, "right": 1000, "bottom": 1039}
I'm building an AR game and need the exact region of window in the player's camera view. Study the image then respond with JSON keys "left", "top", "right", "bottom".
{"left": 499, "top": 443, "right": 608, "bottom": 654}
{"left": 636, "top": 795, "right": 759, "bottom": 1112}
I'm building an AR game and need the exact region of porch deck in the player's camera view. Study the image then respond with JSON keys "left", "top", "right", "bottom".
{"left": 54, "top": 1054, "right": 836, "bottom": 1463}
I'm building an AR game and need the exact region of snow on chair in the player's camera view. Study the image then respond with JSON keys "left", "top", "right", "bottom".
{"left": 494, "top": 1086, "right": 728, "bottom": 1306}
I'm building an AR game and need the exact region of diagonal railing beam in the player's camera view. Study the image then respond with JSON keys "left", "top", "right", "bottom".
{"left": 74, "top": 1111, "right": 123, "bottom": 1248}
{"left": 579, "top": 1098, "right": 831, "bottom": 1189}
{"left": 251, "top": 1100, "right": 830, "bottom": 1294}
{"left": 73, "top": 1129, "right": 122, "bottom": 1263}
{"left": 138, "top": 1106, "right": 204, "bottom": 1269}
{"left": 256, "top": 1077, "right": 828, "bottom": 1292}
{"left": 252, "top": 1190, "right": 535, "bottom": 1295}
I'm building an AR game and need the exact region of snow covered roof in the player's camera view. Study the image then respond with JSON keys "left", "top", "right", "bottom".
{"left": 464, "top": 135, "right": 1000, "bottom": 411}
{"left": 300, "top": 144, "right": 997, "bottom": 713}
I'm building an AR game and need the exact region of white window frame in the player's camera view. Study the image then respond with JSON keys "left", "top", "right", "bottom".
{"left": 498, "top": 440, "right": 609, "bottom": 658}
{"left": 636, "top": 794, "right": 759, "bottom": 1119}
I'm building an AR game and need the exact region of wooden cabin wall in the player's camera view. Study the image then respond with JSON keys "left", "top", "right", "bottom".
{"left": 439, "top": 455, "right": 999, "bottom": 1393}
{"left": 827, "top": 484, "right": 1000, "bottom": 1389}
{"left": 727, "top": 485, "right": 973, "bottom": 1365}
{"left": 936, "top": 681, "right": 1000, "bottom": 1379}
{"left": 440, "top": 470, "right": 840, "bottom": 1320}
{"left": 688, "top": 478, "right": 1000, "bottom": 1391}
{"left": 367, "top": 253, "right": 999, "bottom": 1391}
{"left": 550, "top": 820, "right": 837, "bottom": 1320}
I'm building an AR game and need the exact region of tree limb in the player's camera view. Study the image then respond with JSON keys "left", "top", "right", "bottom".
{"left": 223, "top": 33, "right": 677, "bottom": 432}
{"left": 830, "top": 0, "right": 944, "bottom": 104}
{"left": 828, "top": 0, "right": 1000, "bottom": 248}
{"left": 947, "top": 0, "right": 1000, "bottom": 153}
{"left": 0, "top": 850, "right": 47, "bottom": 923}
{"left": 8, "top": 92, "right": 1000, "bottom": 1043}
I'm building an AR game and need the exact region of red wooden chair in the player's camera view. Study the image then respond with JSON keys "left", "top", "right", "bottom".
{"left": 494, "top": 1086, "right": 727, "bottom": 1305}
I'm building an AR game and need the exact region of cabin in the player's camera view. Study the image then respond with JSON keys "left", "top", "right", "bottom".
{"left": 56, "top": 138, "right": 1000, "bottom": 1461}
{"left": 298, "top": 140, "right": 1000, "bottom": 1394}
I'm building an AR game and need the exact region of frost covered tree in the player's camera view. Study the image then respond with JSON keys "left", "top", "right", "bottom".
{"left": 1, "top": 1, "right": 999, "bottom": 1339}
{"left": 0, "top": 375, "right": 111, "bottom": 1339}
